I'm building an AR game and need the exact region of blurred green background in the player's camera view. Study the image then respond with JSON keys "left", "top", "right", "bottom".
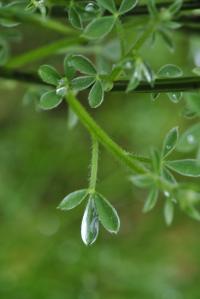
{"left": 0, "top": 7, "right": 200, "bottom": 299}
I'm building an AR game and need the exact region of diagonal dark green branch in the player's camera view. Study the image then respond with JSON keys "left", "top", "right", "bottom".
{"left": 0, "top": 67, "right": 200, "bottom": 94}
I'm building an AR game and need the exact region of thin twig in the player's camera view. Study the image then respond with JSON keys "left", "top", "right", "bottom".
{"left": 0, "top": 67, "right": 200, "bottom": 93}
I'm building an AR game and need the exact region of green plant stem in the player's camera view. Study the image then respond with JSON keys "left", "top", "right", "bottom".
{"left": 6, "top": 37, "right": 86, "bottom": 68}
{"left": 0, "top": 7, "right": 76, "bottom": 35}
{"left": 1, "top": 68, "right": 200, "bottom": 94}
{"left": 66, "top": 91, "right": 147, "bottom": 174}
{"left": 89, "top": 136, "right": 99, "bottom": 192}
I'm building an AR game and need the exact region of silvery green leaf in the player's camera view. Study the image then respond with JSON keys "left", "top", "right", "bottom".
{"left": 162, "top": 127, "right": 179, "bottom": 158}
{"left": 70, "top": 55, "right": 96, "bottom": 75}
{"left": 68, "top": 7, "right": 82, "bottom": 29}
{"left": 165, "top": 159, "right": 200, "bottom": 177}
{"left": 119, "top": 0, "right": 138, "bottom": 15}
{"left": 58, "top": 189, "right": 88, "bottom": 210}
{"left": 143, "top": 188, "right": 158, "bottom": 213}
{"left": 81, "top": 198, "right": 99, "bottom": 245}
{"left": 71, "top": 76, "right": 96, "bottom": 91}
{"left": 150, "top": 147, "right": 161, "bottom": 173}
{"left": 38, "top": 65, "right": 61, "bottom": 86}
{"left": 142, "top": 62, "right": 155, "bottom": 87}
{"left": 88, "top": 80, "right": 104, "bottom": 108}
{"left": 177, "top": 123, "right": 200, "bottom": 153}
{"left": 94, "top": 193, "right": 120, "bottom": 234}
{"left": 162, "top": 167, "right": 177, "bottom": 185}
{"left": 83, "top": 16, "right": 116, "bottom": 40}
{"left": 158, "top": 64, "right": 183, "bottom": 78}
{"left": 39, "top": 90, "right": 62, "bottom": 110}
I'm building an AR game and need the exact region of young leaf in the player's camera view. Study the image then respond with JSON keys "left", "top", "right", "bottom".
{"left": 39, "top": 90, "right": 62, "bottom": 110}
{"left": 157, "top": 64, "right": 183, "bottom": 78}
{"left": 58, "top": 189, "right": 88, "bottom": 210}
{"left": 94, "top": 193, "right": 120, "bottom": 234}
{"left": 96, "top": 0, "right": 116, "bottom": 13}
{"left": 81, "top": 198, "right": 99, "bottom": 245}
{"left": 38, "top": 65, "right": 61, "bottom": 86}
{"left": 83, "top": 16, "right": 116, "bottom": 40}
{"left": 162, "top": 127, "right": 179, "bottom": 158}
{"left": 119, "top": 0, "right": 138, "bottom": 15}
{"left": 177, "top": 123, "right": 200, "bottom": 153}
{"left": 71, "top": 76, "right": 95, "bottom": 91}
{"left": 143, "top": 188, "right": 158, "bottom": 213}
{"left": 70, "top": 55, "right": 96, "bottom": 75}
{"left": 165, "top": 159, "right": 200, "bottom": 177}
{"left": 164, "top": 199, "right": 174, "bottom": 226}
{"left": 68, "top": 7, "right": 82, "bottom": 29}
{"left": 88, "top": 80, "right": 104, "bottom": 108}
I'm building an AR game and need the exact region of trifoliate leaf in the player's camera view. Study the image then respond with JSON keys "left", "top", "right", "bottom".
{"left": 81, "top": 198, "right": 99, "bottom": 245}
{"left": 165, "top": 159, "right": 200, "bottom": 177}
{"left": 39, "top": 90, "right": 62, "bottom": 110}
{"left": 94, "top": 193, "right": 120, "bottom": 234}
{"left": 58, "top": 189, "right": 88, "bottom": 210}
{"left": 88, "top": 80, "right": 104, "bottom": 108}
{"left": 83, "top": 16, "right": 116, "bottom": 40}
{"left": 162, "top": 127, "right": 179, "bottom": 158}
{"left": 38, "top": 65, "right": 61, "bottom": 86}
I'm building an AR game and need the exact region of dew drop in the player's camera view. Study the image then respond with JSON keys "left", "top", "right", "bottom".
{"left": 85, "top": 2, "right": 95, "bottom": 12}
{"left": 164, "top": 191, "right": 170, "bottom": 198}
{"left": 187, "top": 134, "right": 195, "bottom": 144}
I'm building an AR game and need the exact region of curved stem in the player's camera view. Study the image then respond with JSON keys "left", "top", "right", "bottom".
{"left": 89, "top": 136, "right": 99, "bottom": 192}
{"left": 66, "top": 92, "right": 147, "bottom": 174}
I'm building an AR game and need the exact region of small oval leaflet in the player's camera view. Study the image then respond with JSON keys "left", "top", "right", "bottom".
{"left": 158, "top": 64, "right": 183, "bottom": 78}
{"left": 88, "top": 80, "right": 104, "bottom": 108}
{"left": 94, "top": 193, "right": 120, "bottom": 234}
{"left": 39, "top": 90, "right": 63, "bottom": 110}
{"left": 162, "top": 127, "right": 179, "bottom": 158}
{"left": 165, "top": 159, "right": 200, "bottom": 177}
{"left": 38, "top": 65, "right": 61, "bottom": 86}
{"left": 83, "top": 16, "right": 116, "bottom": 40}
{"left": 70, "top": 55, "right": 96, "bottom": 75}
{"left": 58, "top": 189, "right": 88, "bottom": 210}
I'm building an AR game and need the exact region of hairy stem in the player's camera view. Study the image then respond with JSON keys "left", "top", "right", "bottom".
{"left": 89, "top": 136, "right": 99, "bottom": 192}
{"left": 66, "top": 91, "right": 147, "bottom": 174}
